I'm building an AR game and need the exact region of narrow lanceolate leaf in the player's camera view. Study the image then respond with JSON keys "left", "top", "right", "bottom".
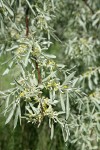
{"left": 88, "top": 75, "right": 93, "bottom": 90}
{"left": 42, "top": 71, "right": 56, "bottom": 82}
{"left": 50, "top": 122, "right": 54, "bottom": 140}
{"left": 97, "top": 121, "right": 100, "bottom": 131}
{"left": 25, "top": 0, "right": 36, "bottom": 15}
{"left": 57, "top": 64, "right": 65, "bottom": 68}
{"left": 92, "top": 18, "right": 99, "bottom": 26}
{"left": 5, "top": 103, "right": 16, "bottom": 124}
{"left": 63, "top": 71, "right": 76, "bottom": 85}
{"left": 0, "top": 1, "right": 3, "bottom": 7}
{"left": 60, "top": 93, "right": 65, "bottom": 112}
{"left": 1, "top": 20, "right": 4, "bottom": 34}
{"left": 66, "top": 91, "right": 70, "bottom": 120}
{"left": 3, "top": 4, "right": 14, "bottom": 16}
{"left": 14, "top": 103, "right": 21, "bottom": 128}
{"left": 9, "top": 61, "right": 13, "bottom": 68}
{"left": 42, "top": 53, "right": 56, "bottom": 59}
{"left": 14, "top": 106, "right": 19, "bottom": 128}
{"left": 29, "top": 102, "right": 38, "bottom": 114}
{"left": 82, "top": 143, "right": 85, "bottom": 150}
{"left": 78, "top": 18, "right": 86, "bottom": 31}
{"left": 18, "top": 104, "right": 21, "bottom": 125}
{"left": 93, "top": 71, "right": 98, "bottom": 85}
{"left": 62, "top": 125, "right": 69, "bottom": 142}
{"left": 49, "top": 90, "right": 53, "bottom": 102}
{"left": 24, "top": 50, "right": 31, "bottom": 67}
{"left": 3, "top": 68, "right": 9, "bottom": 76}
{"left": 14, "top": 79, "right": 24, "bottom": 91}
{"left": 72, "top": 78, "right": 79, "bottom": 87}
{"left": 51, "top": 0, "right": 55, "bottom": 11}
{"left": 4, "top": 95, "right": 10, "bottom": 114}
{"left": 93, "top": 100, "right": 100, "bottom": 111}
{"left": 6, "top": 45, "right": 18, "bottom": 51}
{"left": 11, "top": 0, "right": 15, "bottom": 6}
{"left": 19, "top": 64, "right": 25, "bottom": 78}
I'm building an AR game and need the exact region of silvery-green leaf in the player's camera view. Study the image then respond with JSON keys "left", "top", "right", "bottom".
{"left": 1, "top": 20, "right": 4, "bottom": 34}
{"left": 18, "top": 104, "right": 21, "bottom": 125}
{"left": 14, "top": 79, "right": 24, "bottom": 91}
{"left": 63, "top": 71, "right": 76, "bottom": 85}
{"left": 62, "top": 125, "right": 69, "bottom": 142}
{"left": 57, "top": 111, "right": 65, "bottom": 115}
{"left": 26, "top": 106, "right": 33, "bottom": 114}
{"left": 51, "top": 0, "right": 55, "bottom": 10}
{"left": 60, "top": 93, "right": 65, "bottom": 112}
{"left": 29, "top": 102, "right": 38, "bottom": 114}
{"left": 49, "top": 90, "right": 53, "bottom": 102}
{"left": 3, "top": 4, "right": 14, "bottom": 16}
{"left": 93, "top": 100, "right": 100, "bottom": 111}
{"left": 92, "top": 18, "right": 99, "bottom": 26}
{"left": 14, "top": 104, "right": 20, "bottom": 128}
{"left": 5, "top": 95, "right": 10, "bottom": 113}
{"left": 93, "top": 71, "right": 98, "bottom": 85}
{"left": 9, "top": 61, "right": 13, "bottom": 68}
{"left": 50, "top": 122, "right": 54, "bottom": 139}
{"left": 66, "top": 92, "right": 70, "bottom": 120}
{"left": 25, "top": 0, "right": 36, "bottom": 15}
{"left": 97, "top": 121, "right": 100, "bottom": 131}
{"left": 82, "top": 143, "right": 85, "bottom": 150}
{"left": 42, "top": 71, "right": 56, "bottom": 82}
{"left": 3, "top": 68, "right": 9, "bottom": 76}
{"left": 78, "top": 18, "right": 86, "bottom": 31}
{"left": 57, "top": 64, "right": 65, "bottom": 68}
{"left": 6, "top": 45, "right": 18, "bottom": 51}
{"left": 5, "top": 103, "right": 16, "bottom": 124}
{"left": 42, "top": 53, "right": 56, "bottom": 58}
{"left": 24, "top": 50, "right": 31, "bottom": 67}
{"left": 19, "top": 64, "right": 25, "bottom": 78}
{"left": 88, "top": 75, "right": 93, "bottom": 90}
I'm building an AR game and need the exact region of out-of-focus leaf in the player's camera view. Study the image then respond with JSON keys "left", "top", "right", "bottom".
{"left": 5, "top": 103, "right": 16, "bottom": 124}
{"left": 43, "top": 53, "right": 56, "bottom": 59}
{"left": 50, "top": 122, "right": 54, "bottom": 139}
{"left": 25, "top": 0, "right": 36, "bottom": 15}
{"left": 14, "top": 103, "right": 21, "bottom": 128}
{"left": 3, "top": 4, "right": 14, "bottom": 16}
{"left": 88, "top": 75, "right": 93, "bottom": 90}
{"left": 66, "top": 91, "right": 69, "bottom": 120}
{"left": 6, "top": 45, "right": 18, "bottom": 51}
{"left": 63, "top": 71, "right": 76, "bottom": 85}
{"left": 2, "top": 68, "right": 9, "bottom": 76}
{"left": 60, "top": 93, "right": 65, "bottom": 112}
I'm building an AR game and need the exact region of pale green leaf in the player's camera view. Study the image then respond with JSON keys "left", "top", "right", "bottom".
{"left": 50, "top": 122, "right": 54, "bottom": 140}
{"left": 60, "top": 93, "right": 65, "bottom": 112}
{"left": 66, "top": 91, "right": 70, "bottom": 120}
{"left": 5, "top": 103, "right": 16, "bottom": 124}
{"left": 3, "top": 4, "right": 14, "bottom": 16}
{"left": 3, "top": 68, "right": 9, "bottom": 76}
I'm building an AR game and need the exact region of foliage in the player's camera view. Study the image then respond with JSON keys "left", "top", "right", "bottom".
{"left": 54, "top": 0, "right": 100, "bottom": 149}
{"left": 0, "top": 0, "right": 100, "bottom": 150}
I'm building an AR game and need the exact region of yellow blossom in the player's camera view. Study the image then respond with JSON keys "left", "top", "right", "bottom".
{"left": 19, "top": 92, "right": 25, "bottom": 97}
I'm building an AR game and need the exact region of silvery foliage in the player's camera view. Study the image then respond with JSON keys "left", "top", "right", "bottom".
{"left": 0, "top": 0, "right": 100, "bottom": 149}
{"left": 54, "top": 0, "right": 100, "bottom": 149}
{"left": 0, "top": 0, "right": 83, "bottom": 141}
